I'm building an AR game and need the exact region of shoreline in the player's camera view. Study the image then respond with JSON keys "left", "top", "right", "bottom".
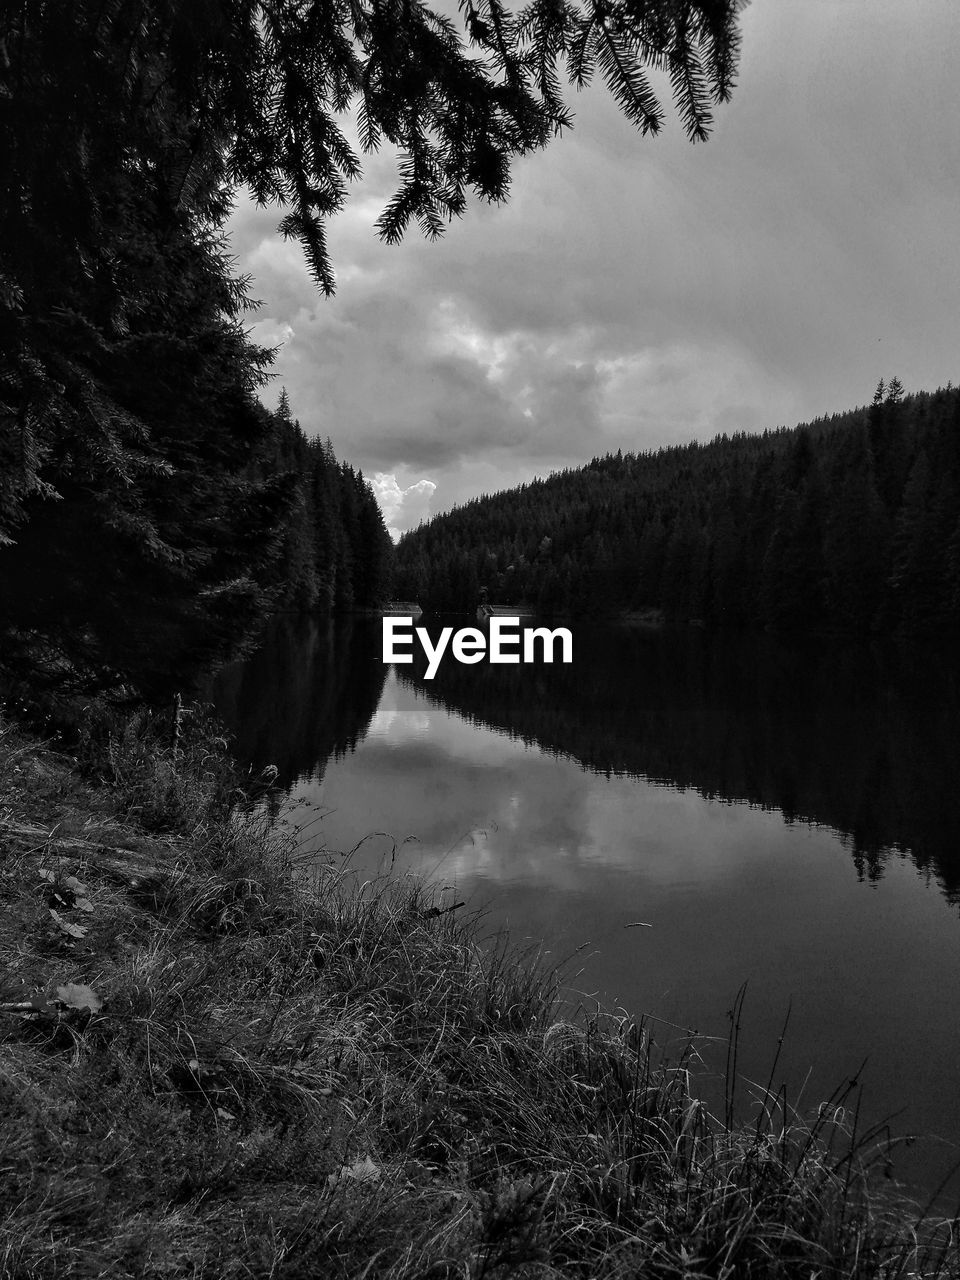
{"left": 0, "top": 704, "right": 955, "bottom": 1277}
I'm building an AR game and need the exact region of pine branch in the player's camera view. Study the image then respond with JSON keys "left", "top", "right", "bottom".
{"left": 593, "top": 22, "right": 665, "bottom": 135}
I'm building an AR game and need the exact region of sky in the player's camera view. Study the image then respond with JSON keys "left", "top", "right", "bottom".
{"left": 227, "top": 1, "right": 960, "bottom": 538}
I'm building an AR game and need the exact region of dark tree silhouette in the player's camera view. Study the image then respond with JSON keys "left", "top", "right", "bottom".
{"left": 0, "top": 0, "right": 744, "bottom": 697}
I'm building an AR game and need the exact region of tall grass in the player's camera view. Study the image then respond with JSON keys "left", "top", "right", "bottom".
{"left": 0, "top": 703, "right": 956, "bottom": 1277}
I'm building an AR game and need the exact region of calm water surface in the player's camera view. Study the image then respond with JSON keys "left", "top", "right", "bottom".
{"left": 210, "top": 616, "right": 960, "bottom": 1200}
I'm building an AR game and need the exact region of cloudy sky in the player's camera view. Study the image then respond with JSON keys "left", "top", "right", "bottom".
{"left": 227, "top": 1, "right": 960, "bottom": 538}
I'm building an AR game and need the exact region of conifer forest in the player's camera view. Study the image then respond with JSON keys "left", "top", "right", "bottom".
{"left": 396, "top": 381, "right": 960, "bottom": 634}
{"left": 5, "top": 4, "right": 960, "bottom": 1276}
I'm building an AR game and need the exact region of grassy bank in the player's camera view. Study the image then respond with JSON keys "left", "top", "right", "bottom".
{"left": 0, "top": 705, "right": 956, "bottom": 1278}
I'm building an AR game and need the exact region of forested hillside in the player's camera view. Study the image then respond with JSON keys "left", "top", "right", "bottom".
{"left": 266, "top": 392, "right": 393, "bottom": 619}
{"left": 1, "top": 0, "right": 743, "bottom": 705}
{"left": 0, "top": 9, "right": 391, "bottom": 701}
{"left": 395, "top": 381, "right": 960, "bottom": 633}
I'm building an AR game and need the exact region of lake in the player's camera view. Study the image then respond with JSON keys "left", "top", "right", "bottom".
{"left": 209, "top": 615, "right": 960, "bottom": 1202}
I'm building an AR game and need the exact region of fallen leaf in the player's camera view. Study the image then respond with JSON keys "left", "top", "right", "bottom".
{"left": 327, "top": 1156, "right": 381, "bottom": 1187}
{"left": 55, "top": 983, "right": 102, "bottom": 1013}
{"left": 74, "top": 897, "right": 94, "bottom": 913}
{"left": 39, "top": 869, "right": 88, "bottom": 893}
{"left": 49, "top": 909, "right": 87, "bottom": 939}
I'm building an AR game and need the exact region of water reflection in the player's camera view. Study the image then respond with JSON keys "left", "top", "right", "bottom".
{"left": 210, "top": 615, "right": 386, "bottom": 784}
{"left": 208, "top": 618, "right": 960, "bottom": 1198}
{"left": 400, "top": 622, "right": 960, "bottom": 902}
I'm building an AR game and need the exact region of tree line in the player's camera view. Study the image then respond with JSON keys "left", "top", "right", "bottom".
{"left": 0, "top": 3, "right": 390, "bottom": 702}
{"left": 1, "top": 0, "right": 740, "bottom": 702}
{"left": 395, "top": 380, "right": 960, "bottom": 634}
{"left": 267, "top": 392, "right": 394, "bottom": 619}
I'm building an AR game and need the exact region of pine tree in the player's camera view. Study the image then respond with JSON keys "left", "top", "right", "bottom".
{"left": 1, "top": 0, "right": 743, "bottom": 298}
{"left": 277, "top": 388, "right": 293, "bottom": 426}
{"left": 0, "top": 0, "right": 742, "bottom": 694}
{"left": 0, "top": 5, "right": 305, "bottom": 694}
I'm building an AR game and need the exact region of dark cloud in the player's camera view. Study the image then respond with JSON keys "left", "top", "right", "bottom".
{"left": 228, "top": 1, "right": 960, "bottom": 530}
